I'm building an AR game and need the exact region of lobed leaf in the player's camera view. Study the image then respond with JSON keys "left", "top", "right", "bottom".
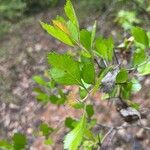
{"left": 64, "top": 114, "right": 86, "bottom": 150}
{"left": 48, "top": 53, "right": 82, "bottom": 85}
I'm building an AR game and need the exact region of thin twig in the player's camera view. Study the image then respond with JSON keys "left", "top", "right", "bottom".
{"left": 94, "top": 58, "right": 102, "bottom": 69}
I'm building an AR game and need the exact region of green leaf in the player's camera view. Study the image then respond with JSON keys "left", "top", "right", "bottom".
{"left": 0, "top": 140, "right": 12, "bottom": 150}
{"left": 48, "top": 53, "right": 81, "bottom": 85}
{"left": 86, "top": 105, "right": 94, "bottom": 118}
{"left": 79, "top": 88, "right": 88, "bottom": 99}
{"left": 64, "top": 114, "right": 86, "bottom": 150}
{"left": 72, "top": 102, "right": 85, "bottom": 109}
{"left": 95, "top": 36, "right": 114, "bottom": 61}
{"left": 49, "top": 94, "right": 66, "bottom": 105}
{"left": 67, "top": 21, "right": 79, "bottom": 42}
{"left": 40, "top": 21, "right": 74, "bottom": 46}
{"left": 137, "top": 60, "right": 150, "bottom": 75}
{"left": 44, "top": 138, "right": 53, "bottom": 145}
{"left": 121, "top": 82, "right": 132, "bottom": 99}
{"left": 91, "top": 21, "right": 96, "bottom": 49}
{"left": 81, "top": 60, "right": 95, "bottom": 84}
{"left": 39, "top": 123, "right": 54, "bottom": 138}
{"left": 116, "top": 68, "right": 128, "bottom": 83}
{"left": 80, "top": 29, "right": 92, "bottom": 50}
{"left": 132, "top": 27, "right": 149, "bottom": 48}
{"left": 65, "top": 117, "right": 77, "bottom": 129}
{"left": 133, "top": 49, "right": 147, "bottom": 66}
{"left": 64, "top": 0, "right": 79, "bottom": 28}
{"left": 12, "top": 133, "right": 27, "bottom": 150}
{"left": 36, "top": 92, "right": 49, "bottom": 102}
{"left": 33, "top": 75, "right": 47, "bottom": 86}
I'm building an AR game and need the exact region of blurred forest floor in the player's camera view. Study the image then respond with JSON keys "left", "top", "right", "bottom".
{"left": 0, "top": 2, "right": 150, "bottom": 150}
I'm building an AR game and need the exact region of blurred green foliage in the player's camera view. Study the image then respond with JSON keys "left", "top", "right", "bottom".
{"left": 0, "top": 0, "right": 150, "bottom": 36}
{"left": 0, "top": 0, "right": 63, "bottom": 36}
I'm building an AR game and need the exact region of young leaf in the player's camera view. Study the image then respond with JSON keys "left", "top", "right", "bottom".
{"left": 39, "top": 123, "right": 54, "bottom": 138}
{"left": 48, "top": 53, "right": 82, "bottom": 85}
{"left": 133, "top": 49, "right": 147, "bottom": 66}
{"left": 79, "top": 87, "right": 88, "bottom": 99}
{"left": 33, "top": 75, "right": 47, "bottom": 86}
{"left": 132, "top": 27, "right": 149, "bottom": 48}
{"left": 65, "top": 117, "right": 77, "bottom": 129}
{"left": 64, "top": 0, "right": 79, "bottom": 28}
{"left": 80, "top": 29, "right": 92, "bottom": 50}
{"left": 116, "top": 68, "right": 128, "bottom": 83}
{"left": 64, "top": 114, "right": 86, "bottom": 150}
{"left": 86, "top": 104, "right": 94, "bottom": 118}
{"left": 40, "top": 22, "right": 74, "bottom": 46}
{"left": 12, "top": 133, "right": 27, "bottom": 150}
{"left": 49, "top": 94, "right": 66, "bottom": 105}
{"left": 36, "top": 92, "right": 49, "bottom": 102}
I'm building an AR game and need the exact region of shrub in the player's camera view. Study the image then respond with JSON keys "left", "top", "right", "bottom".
{"left": 33, "top": 0, "right": 150, "bottom": 149}
{"left": 0, "top": 0, "right": 150, "bottom": 149}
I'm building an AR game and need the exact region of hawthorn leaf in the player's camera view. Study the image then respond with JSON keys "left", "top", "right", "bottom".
{"left": 0, "top": 140, "right": 12, "bottom": 150}
{"left": 64, "top": 0, "right": 79, "bottom": 28}
{"left": 80, "top": 29, "right": 92, "bottom": 50}
{"left": 67, "top": 21, "right": 79, "bottom": 41}
{"left": 52, "top": 19, "right": 70, "bottom": 35}
{"left": 81, "top": 60, "right": 95, "bottom": 84}
{"left": 133, "top": 49, "right": 147, "bottom": 66}
{"left": 91, "top": 21, "right": 96, "bottom": 49}
{"left": 137, "top": 60, "right": 150, "bottom": 75}
{"left": 79, "top": 87, "right": 88, "bottom": 99}
{"left": 33, "top": 75, "right": 47, "bottom": 86}
{"left": 95, "top": 36, "right": 114, "bottom": 61}
{"left": 64, "top": 114, "right": 86, "bottom": 150}
{"left": 39, "top": 123, "right": 54, "bottom": 138}
{"left": 44, "top": 138, "right": 53, "bottom": 145}
{"left": 48, "top": 53, "right": 82, "bottom": 85}
{"left": 36, "top": 92, "right": 49, "bottom": 102}
{"left": 132, "top": 27, "right": 149, "bottom": 48}
{"left": 12, "top": 133, "right": 27, "bottom": 150}
{"left": 116, "top": 68, "right": 128, "bottom": 83}
{"left": 49, "top": 94, "right": 66, "bottom": 105}
{"left": 86, "top": 104, "right": 94, "bottom": 118}
{"left": 121, "top": 82, "right": 132, "bottom": 99}
{"left": 65, "top": 117, "right": 77, "bottom": 129}
{"left": 40, "top": 22, "right": 74, "bottom": 46}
